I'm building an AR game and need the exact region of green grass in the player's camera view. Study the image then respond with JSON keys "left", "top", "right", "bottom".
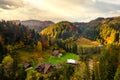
{"left": 15, "top": 48, "right": 78, "bottom": 67}
{"left": 42, "top": 53, "right": 78, "bottom": 64}
{"left": 31, "top": 61, "right": 38, "bottom": 68}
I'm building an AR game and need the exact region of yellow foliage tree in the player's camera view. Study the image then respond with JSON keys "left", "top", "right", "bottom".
{"left": 2, "top": 55, "right": 14, "bottom": 78}
{"left": 2, "top": 55, "right": 13, "bottom": 69}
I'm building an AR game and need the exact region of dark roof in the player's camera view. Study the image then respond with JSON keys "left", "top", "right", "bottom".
{"left": 44, "top": 63, "right": 52, "bottom": 74}
{"left": 35, "top": 63, "right": 45, "bottom": 72}
{"left": 35, "top": 63, "right": 52, "bottom": 74}
{"left": 35, "top": 63, "right": 42, "bottom": 68}
{"left": 23, "top": 63, "right": 31, "bottom": 68}
{"left": 52, "top": 50, "right": 59, "bottom": 56}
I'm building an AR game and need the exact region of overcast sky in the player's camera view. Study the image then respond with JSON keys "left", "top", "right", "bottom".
{"left": 0, "top": 0, "right": 120, "bottom": 22}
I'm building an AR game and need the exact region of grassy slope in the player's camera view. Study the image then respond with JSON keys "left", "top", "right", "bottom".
{"left": 42, "top": 53, "right": 78, "bottom": 65}
{"left": 16, "top": 37, "right": 99, "bottom": 64}
{"left": 76, "top": 37, "right": 100, "bottom": 47}
{"left": 16, "top": 47, "right": 52, "bottom": 64}
{"left": 15, "top": 37, "right": 100, "bottom": 67}
{"left": 15, "top": 48, "right": 78, "bottom": 66}
{"left": 40, "top": 21, "right": 78, "bottom": 39}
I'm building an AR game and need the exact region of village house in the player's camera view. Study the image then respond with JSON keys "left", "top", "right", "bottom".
{"left": 44, "top": 63, "right": 53, "bottom": 74}
{"left": 52, "top": 50, "right": 59, "bottom": 56}
{"left": 23, "top": 62, "right": 31, "bottom": 69}
{"left": 52, "top": 50, "right": 63, "bottom": 57}
{"left": 35, "top": 63, "right": 53, "bottom": 74}
{"left": 23, "top": 62, "right": 33, "bottom": 70}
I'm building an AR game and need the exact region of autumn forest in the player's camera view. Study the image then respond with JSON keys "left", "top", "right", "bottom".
{"left": 0, "top": 16, "right": 119, "bottom": 80}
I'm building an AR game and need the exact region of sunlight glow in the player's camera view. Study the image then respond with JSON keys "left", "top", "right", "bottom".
{"left": 23, "top": 0, "right": 71, "bottom": 17}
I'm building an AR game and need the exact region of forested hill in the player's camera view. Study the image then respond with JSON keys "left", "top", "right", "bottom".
{"left": 0, "top": 20, "right": 40, "bottom": 45}
{"left": 73, "top": 16, "right": 120, "bottom": 46}
{"left": 39, "top": 16, "right": 120, "bottom": 46}
{"left": 40, "top": 21, "right": 79, "bottom": 40}
{"left": 8, "top": 20, "right": 54, "bottom": 31}
{"left": 1, "top": 16, "right": 120, "bottom": 46}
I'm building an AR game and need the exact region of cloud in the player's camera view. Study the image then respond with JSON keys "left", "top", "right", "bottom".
{"left": 0, "top": 0, "right": 24, "bottom": 9}
{"left": 0, "top": 0, "right": 120, "bottom": 22}
{"left": 93, "top": 1, "right": 120, "bottom": 12}
{"left": 98, "top": 0, "right": 120, "bottom": 5}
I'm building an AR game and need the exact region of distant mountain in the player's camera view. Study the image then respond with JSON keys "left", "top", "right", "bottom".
{"left": 74, "top": 16, "right": 120, "bottom": 28}
{"left": 5, "top": 16, "right": 120, "bottom": 45}
{"left": 40, "top": 21, "right": 79, "bottom": 40}
{"left": 101, "top": 16, "right": 120, "bottom": 24}
{"left": 21, "top": 20, "right": 54, "bottom": 31}
{"left": 74, "top": 17, "right": 104, "bottom": 28}
{"left": 73, "top": 17, "right": 104, "bottom": 40}
{"left": 6, "top": 20, "right": 54, "bottom": 31}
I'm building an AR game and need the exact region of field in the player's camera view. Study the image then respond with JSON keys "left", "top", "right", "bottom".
{"left": 16, "top": 47, "right": 52, "bottom": 63}
{"left": 42, "top": 53, "right": 79, "bottom": 64}
{"left": 76, "top": 37, "right": 100, "bottom": 46}
{"left": 16, "top": 47, "right": 78, "bottom": 68}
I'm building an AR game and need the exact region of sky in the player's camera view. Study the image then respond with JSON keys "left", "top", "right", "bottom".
{"left": 0, "top": 0, "right": 120, "bottom": 22}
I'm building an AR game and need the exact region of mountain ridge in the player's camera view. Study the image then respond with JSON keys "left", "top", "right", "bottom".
{"left": 21, "top": 20, "right": 54, "bottom": 31}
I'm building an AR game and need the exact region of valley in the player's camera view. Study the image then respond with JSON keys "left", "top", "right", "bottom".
{"left": 0, "top": 16, "right": 120, "bottom": 80}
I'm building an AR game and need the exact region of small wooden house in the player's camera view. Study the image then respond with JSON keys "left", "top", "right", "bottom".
{"left": 35, "top": 63, "right": 53, "bottom": 74}
{"left": 23, "top": 62, "right": 31, "bottom": 69}
{"left": 52, "top": 50, "right": 60, "bottom": 56}
{"left": 44, "top": 63, "right": 53, "bottom": 74}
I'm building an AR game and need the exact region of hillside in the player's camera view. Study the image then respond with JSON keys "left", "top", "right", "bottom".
{"left": 101, "top": 16, "right": 120, "bottom": 24}
{"left": 73, "top": 17, "right": 104, "bottom": 40}
{"left": 76, "top": 37, "right": 100, "bottom": 46}
{"left": 74, "top": 16, "right": 120, "bottom": 45}
{"left": 40, "top": 21, "right": 79, "bottom": 40}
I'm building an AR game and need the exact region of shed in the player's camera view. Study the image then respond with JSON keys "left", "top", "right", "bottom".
{"left": 67, "top": 59, "right": 78, "bottom": 65}
{"left": 35, "top": 63, "right": 53, "bottom": 74}
{"left": 58, "top": 53, "right": 63, "bottom": 58}
{"left": 23, "top": 62, "right": 31, "bottom": 69}
{"left": 52, "top": 50, "right": 60, "bottom": 56}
